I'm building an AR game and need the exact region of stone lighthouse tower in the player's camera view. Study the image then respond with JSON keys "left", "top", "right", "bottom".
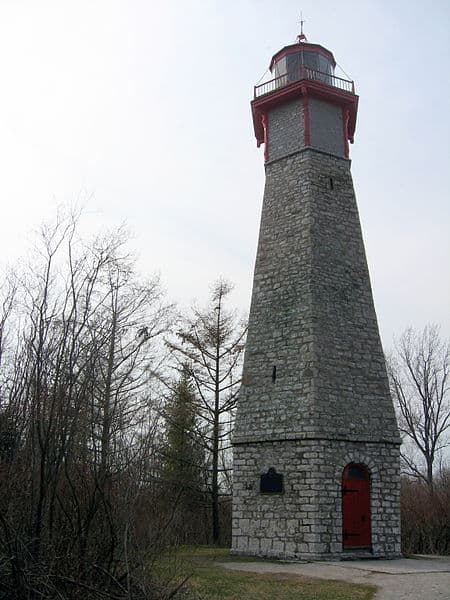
{"left": 232, "top": 32, "right": 402, "bottom": 560}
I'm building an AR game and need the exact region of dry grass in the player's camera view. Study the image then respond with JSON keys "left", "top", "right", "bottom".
{"left": 170, "top": 546, "right": 376, "bottom": 600}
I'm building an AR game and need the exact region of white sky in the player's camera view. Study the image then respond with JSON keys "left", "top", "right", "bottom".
{"left": 0, "top": 0, "right": 449, "bottom": 349}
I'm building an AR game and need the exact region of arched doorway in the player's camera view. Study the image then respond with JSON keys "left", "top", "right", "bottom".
{"left": 342, "top": 463, "right": 371, "bottom": 549}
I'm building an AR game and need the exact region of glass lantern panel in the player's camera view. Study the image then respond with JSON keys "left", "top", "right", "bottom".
{"left": 286, "top": 52, "right": 302, "bottom": 81}
{"left": 318, "top": 54, "right": 331, "bottom": 74}
{"left": 303, "top": 51, "right": 319, "bottom": 71}
{"left": 273, "top": 56, "right": 287, "bottom": 78}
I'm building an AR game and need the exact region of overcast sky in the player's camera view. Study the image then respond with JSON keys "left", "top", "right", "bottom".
{"left": 0, "top": 0, "right": 449, "bottom": 348}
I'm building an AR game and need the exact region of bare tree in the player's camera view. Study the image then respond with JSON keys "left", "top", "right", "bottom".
{"left": 168, "top": 280, "right": 247, "bottom": 544}
{"left": 0, "top": 272, "right": 16, "bottom": 372}
{"left": 387, "top": 325, "right": 450, "bottom": 488}
{"left": 0, "top": 212, "right": 177, "bottom": 598}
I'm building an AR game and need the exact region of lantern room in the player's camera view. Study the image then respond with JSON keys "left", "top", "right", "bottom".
{"left": 270, "top": 42, "right": 336, "bottom": 83}
{"left": 251, "top": 37, "right": 358, "bottom": 159}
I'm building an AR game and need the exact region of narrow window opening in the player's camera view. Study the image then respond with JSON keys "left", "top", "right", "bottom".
{"left": 329, "top": 177, "right": 334, "bottom": 190}
{"left": 272, "top": 365, "right": 277, "bottom": 382}
{"left": 260, "top": 468, "right": 283, "bottom": 494}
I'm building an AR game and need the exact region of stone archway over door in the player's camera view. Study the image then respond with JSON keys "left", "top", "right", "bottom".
{"left": 342, "top": 463, "right": 371, "bottom": 548}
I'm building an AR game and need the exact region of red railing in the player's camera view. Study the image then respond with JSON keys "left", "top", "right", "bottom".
{"left": 254, "top": 66, "right": 355, "bottom": 98}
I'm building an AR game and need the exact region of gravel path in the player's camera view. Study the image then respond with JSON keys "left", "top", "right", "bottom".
{"left": 219, "top": 557, "right": 450, "bottom": 600}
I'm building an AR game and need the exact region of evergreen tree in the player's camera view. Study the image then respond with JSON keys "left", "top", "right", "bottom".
{"left": 168, "top": 280, "right": 247, "bottom": 544}
{"left": 162, "top": 369, "right": 206, "bottom": 542}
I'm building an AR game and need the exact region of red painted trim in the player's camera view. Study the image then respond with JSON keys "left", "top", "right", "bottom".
{"left": 253, "top": 78, "right": 357, "bottom": 112}
{"left": 303, "top": 91, "right": 310, "bottom": 147}
{"left": 251, "top": 77, "right": 358, "bottom": 147}
{"left": 342, "top": 107, "right": 349, "bottom": 158}
{"left": 252, "top": 106, "right": 264, "bottom": 146}
{"left": 270, "top": 42, "right": 336, "bottom": 71}
{"left": 262, "top": 112, "right": 268, "bottom": 162}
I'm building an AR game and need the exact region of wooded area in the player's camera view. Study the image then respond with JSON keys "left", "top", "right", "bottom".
{"left": 0, "top": 214, "right": 243, "bottom": 598}
{"left": 388, "top": 325, "right": 450, "bottom": 556}
{"left": 0, "top": 213, "right": 448, "bottom": 598}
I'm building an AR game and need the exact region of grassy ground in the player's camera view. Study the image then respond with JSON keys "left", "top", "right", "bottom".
{"left": 163, "top": 546, "right": 377, "bottom": 600}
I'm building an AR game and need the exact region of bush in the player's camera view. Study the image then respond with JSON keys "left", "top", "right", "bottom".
{"left": 401, "top": 471, "right": 450, "bottom": 555}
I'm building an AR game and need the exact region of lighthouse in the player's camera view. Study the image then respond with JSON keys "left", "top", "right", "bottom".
{"left": 232, "top": 32, "right": 402, "bottom": 560}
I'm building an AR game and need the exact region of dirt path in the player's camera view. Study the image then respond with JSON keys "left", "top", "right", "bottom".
{"left": 219, "top": 557, "right": 450, "bottom": 600}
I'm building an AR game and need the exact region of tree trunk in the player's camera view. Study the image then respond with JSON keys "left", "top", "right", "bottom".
{"left": 426, "top": 457, "right": 434, "bottom": 490}
{"left": 212, "top": 300, "right": 221, "bottom": 544}
{"left": 212, "top": 408, "right": 220, "bottom": 544}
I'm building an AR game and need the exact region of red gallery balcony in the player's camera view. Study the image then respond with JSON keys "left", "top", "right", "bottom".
{"left": 254, "top": 66, "right": 355, "bottom": 98}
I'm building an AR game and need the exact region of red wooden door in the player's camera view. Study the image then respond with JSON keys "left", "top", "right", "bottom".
{"left": 342, "top": 464, "right": 371, "bottom": 548}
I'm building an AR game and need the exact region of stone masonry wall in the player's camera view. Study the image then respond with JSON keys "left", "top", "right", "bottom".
{"left": 233, "top": 149, "right": 399, "bottom": 445}
{"left": 309, "top": 150, "right": 398, "bottom": 441}
{"left": 233, "top": 93, "right": 401, "bottom": 560}
{"left": 309, "top": 98, "right": 344, "bottom": 157}
{"left": 266, "top": 97, "right": 344, "bottom": 161}
{"left": 234, "top": 149, "right": 315, "bottom": 443}
{"left": 232, "top": 439, "right": 401, "bottom": 560}
{"left": 267, "top": 100, "right": 304, "bottom": 162}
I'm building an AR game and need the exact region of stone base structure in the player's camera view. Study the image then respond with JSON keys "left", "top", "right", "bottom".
{"left": 232, "top": 440, "right": 401, "bottom": 560}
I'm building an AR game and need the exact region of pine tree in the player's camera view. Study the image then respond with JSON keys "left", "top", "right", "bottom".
{"left": 162, "top": 370, "right": 206, "bottom": 541}
{"left": 168, "top": 280, "right": 247, "bottom": 543}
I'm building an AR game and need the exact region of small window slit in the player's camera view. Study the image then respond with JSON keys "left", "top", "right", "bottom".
{"left": 329, "top": 177, "right": 334, "bottom": 190}
{"left": 272, "top": 365, "right": 277, "bottom": 382}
